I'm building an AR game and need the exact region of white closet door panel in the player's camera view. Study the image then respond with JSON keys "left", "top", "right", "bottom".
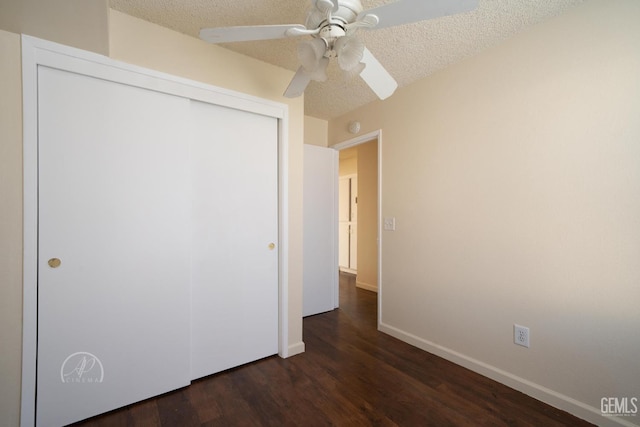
{"left": 303, "top": 145, "right": 338, "bottom": 317}
{"left": 37, "top": 67, "right": 192, "bottom": 426}
{"left": 190, "top": 100, "right": 279, "bottom": 380}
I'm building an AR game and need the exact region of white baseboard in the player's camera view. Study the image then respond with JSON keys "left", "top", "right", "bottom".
{"left": 340, "top": 267, "right": 357, "bottom": 275}
{"left": 378, "top": 322, "right": 638, "bottom": 427}
{"left": 281, "top": 341, "right": 305, "bottom": 358}
{"left": 355, "top": 280, "right": 378, "bottom": 293}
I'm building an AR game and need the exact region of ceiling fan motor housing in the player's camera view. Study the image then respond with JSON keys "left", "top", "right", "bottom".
{"left": 306, "top": 0, "right": 364, "bottom": 30}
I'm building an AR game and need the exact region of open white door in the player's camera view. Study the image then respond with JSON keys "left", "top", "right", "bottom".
{"left": 303, "top": 145, "right": 339, "bottom": 317}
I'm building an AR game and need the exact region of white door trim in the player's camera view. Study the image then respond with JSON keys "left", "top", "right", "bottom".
{"left": 332, "top": 130, "right": 383, "bottom": 328}
{"left": 21, "top": 35, "right": 290, "bottom": 426}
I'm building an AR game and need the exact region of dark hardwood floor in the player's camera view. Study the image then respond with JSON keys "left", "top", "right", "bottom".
{"left": 73, "top": 274, "right": 595, "bottom": 426}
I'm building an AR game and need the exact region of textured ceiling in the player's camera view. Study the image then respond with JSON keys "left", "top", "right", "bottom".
{"left": 109, "top": 0, "right": 586, "bottom": 120}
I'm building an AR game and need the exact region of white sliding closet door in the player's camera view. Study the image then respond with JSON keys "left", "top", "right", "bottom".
{"left": 37, "top": 67, "right": 192, "bottom": 426}
{"left": 190, "top": 101, "right": 279, "bottom": 380}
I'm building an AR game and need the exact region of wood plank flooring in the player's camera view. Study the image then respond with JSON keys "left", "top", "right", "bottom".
{"left": 72, "top": 274, "right": 595, "bottom": 426}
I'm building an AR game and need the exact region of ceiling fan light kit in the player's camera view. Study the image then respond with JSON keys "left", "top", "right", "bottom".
{"left": 199, "top": 0, "right": 478, "bottom": 99}
{"left": 335, "top": 36, "right": 365, "bottom": 71}
{"left": 298, "top": 38, "right": 327, "bottom": 72}
{"left": 309, "top": 57, "right": 331, "bottom": 82}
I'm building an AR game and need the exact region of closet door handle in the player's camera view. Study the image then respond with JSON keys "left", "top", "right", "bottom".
{"left": 268, "top": 243, "right": 276, "bottom": 250}
{"left": 48, "top": 258, "right": 62, "bottom": 268}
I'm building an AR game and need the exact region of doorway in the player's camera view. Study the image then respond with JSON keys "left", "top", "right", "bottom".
{"left": 333, "top": 131, "right": 382, "bottom": 322}
{"left": 339, "top": 172, "right": 358, "bottom": 274}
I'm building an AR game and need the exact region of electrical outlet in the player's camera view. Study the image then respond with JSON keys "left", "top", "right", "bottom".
{"left": 514, "top": 324, "right": 530, "bottom": 348}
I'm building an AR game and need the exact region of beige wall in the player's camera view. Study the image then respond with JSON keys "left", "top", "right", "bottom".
{"left": 304, "top": 116, "right": 328, "bottom": 147}
{"left": 330, "top": 0, "right": 640, "bottom": 425}
{"left": 0, "top": 29, "right": 24, "bottom": 427}
{"left": 355, "top": 141, "right": 378, "bottom": 291}
{"left": 339, "top": 148, "right": 357, "bottom": 176}
{"left": 0, "top": 0, "right": 109, "bottom": 55}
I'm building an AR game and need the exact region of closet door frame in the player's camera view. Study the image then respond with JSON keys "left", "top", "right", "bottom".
{"left": 20, "top": 35, "right": 291, "bottom": 427}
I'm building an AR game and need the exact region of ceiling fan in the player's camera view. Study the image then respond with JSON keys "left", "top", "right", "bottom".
{"left": 199, "top": 0, "right": 478, "bottom": 99}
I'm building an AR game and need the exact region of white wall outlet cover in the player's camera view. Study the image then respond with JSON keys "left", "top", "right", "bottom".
{"left": 514, "top": 324, "right": 530, "bottom": 348}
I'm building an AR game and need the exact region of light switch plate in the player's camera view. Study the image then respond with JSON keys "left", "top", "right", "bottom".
{"left": 384, "top": 217, "right": 396, "bottom": 231}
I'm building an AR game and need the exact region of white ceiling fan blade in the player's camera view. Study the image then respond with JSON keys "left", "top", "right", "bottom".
{"left": 200, "top": 24, "right": 307, "bottom": 43}
{"left": 360, "top": 48, "right": 398, "bottom": 100}
{"left": 358, "top": 0, "right": 479, "bottom": 30}
{"left": 283, "top": 67, "right": 312, "bottom": 98}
